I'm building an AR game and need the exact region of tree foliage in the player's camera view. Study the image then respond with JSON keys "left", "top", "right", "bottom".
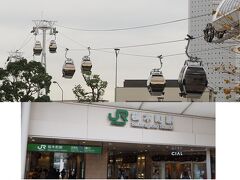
{"left": 0, "top": 58, "right": 52, "bottom": 102}
{"left": 73, "top": 71, "right": 107, "bottom": 102}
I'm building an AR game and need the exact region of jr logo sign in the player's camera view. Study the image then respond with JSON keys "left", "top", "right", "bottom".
{"left": 108, "top": 109, "right": 129, "bottom": 126}
{"left": 37, "top": 144, "right": 46, "bottom": 150}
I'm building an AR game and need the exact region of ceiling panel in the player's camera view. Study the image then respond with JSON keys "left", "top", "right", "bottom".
{"left": 140, "top": 102, "right": 191, "bottom": 114}
{"left": 91, "top": 102, "right": 215, "bottom": 119}
{"left": 93, "top": 102, "right": 142, "bottom": 109}
{"left": 183, "top": 102, "right": 215, "bottom": 118}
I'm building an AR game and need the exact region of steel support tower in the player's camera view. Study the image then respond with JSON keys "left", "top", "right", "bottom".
{"left": 31, "top": 20, "right": 58, "bottom": 71}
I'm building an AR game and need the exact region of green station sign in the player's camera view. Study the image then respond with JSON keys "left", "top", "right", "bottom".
{"left": 108, "top": 109, "right": 173, "bottom": 130}
{"left": 27, "top": 144, "right": 102, "bottom": 154}
{"left": 108, "top": 109, "right": 129, "bottom": 126}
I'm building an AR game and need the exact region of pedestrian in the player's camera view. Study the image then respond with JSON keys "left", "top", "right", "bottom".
{"left": 118, "top": 169, "right": 125, "bottom": 179}
{"left": 152, "top": 169, "right": 160, "bottom": 179}
{"left": 56, "top": 169, "right": 60, "bottom": 178}
{"left": 39, "top": 168, "right": 46, "bottom": 179}
{"left": 61, "top": 169, "right": 66, "bottom": 179}
{"left": 180, "top": 170, "right": 191, "bottom": 179}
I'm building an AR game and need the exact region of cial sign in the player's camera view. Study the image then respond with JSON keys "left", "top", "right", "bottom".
{"left": 171, "top": 151, "right": 183, "bottom": 156}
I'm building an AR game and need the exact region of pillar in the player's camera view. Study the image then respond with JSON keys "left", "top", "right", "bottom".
{"left": 145, "top": 154, "right": 152, "bottom": 178}
{"left": 206, "top": 149, "right": 211, "bottom": 179}
{"left": 21, "top": 103, "right": 31, "bottom": 178}
{"left": 85, "top": 146, "right": 108, "bottom": 178}
{"left": 161, "top": 162, "right": 165, "bottom": 179}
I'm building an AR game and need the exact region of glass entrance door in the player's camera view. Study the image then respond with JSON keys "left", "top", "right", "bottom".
{"left": 55, "top": 153, "right": 85, "bottom": 179}
{"left": 25, "top": 152, "right": 85, "bottom": 179}
{"left": 193, "top": 162, "right": 206, "bottom": 179}
{"left": 108, "top": 154, "right": 146, "bottom": 179}
{"left": 165, "top": 162, "right": 192, "bottom": 179}
{"left": 53, "top": 153, "right": 70, "bottom": 178}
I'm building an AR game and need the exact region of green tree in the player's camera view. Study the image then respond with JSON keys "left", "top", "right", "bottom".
{"left": 73, "top": 71, "right": 108, "bottom": 102}
{"left": 0, "top": 58, "right": 52, "bottom": 102}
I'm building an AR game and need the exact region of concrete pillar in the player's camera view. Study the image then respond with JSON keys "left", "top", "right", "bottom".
{"left": 85, "top": 146, "right": 108, "bottom": 178}
{"left": 21, "top": 103, "right": 31, "bottom": 179}
{"left": 76, "top": 155, "right": 81, "bottom": 178}
{"left": 161, "top": 162, "right": 165, "bottom": 179}
{"left": 145, "top": 154, "right": 152, "bottom": 178}
{"left": 206, "top": 149, "right": 211, "bottom": 179}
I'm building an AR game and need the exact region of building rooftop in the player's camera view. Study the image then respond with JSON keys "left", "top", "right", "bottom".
{"left": 123, "top": 80, "right": 179, "bottom": 88}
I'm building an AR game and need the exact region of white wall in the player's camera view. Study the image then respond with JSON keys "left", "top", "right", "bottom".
{"left": 28, "top": 103, "right": 215, "bottom": 147}
{"left": 29, "top": 103, "right": 88, "bottom": 139}
{"left": 189, "top": 0, "right": 238, "bottom": 101}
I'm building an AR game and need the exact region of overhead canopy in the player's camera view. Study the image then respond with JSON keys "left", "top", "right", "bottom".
{"left": 92, "top": 102, "right": 215, "bottom": 119}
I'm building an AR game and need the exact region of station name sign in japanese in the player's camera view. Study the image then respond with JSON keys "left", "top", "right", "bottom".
{"left": 27, "top": 143, "right": 102, "bottom": 154}
{"left": 108, "top": 109, "right": 173, "bottom": 130}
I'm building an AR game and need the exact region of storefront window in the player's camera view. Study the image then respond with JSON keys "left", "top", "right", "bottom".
{"left": 25, "top": 152, "right": 84, "bottom": 179}
{"left": 107, "top": 153, "right": 145, "bottom": 179}
{"left": 137, "top": 155, "right": 145, "bottom": 179}
{"left": 193, "top": 163, "right": 206, "bottom": 179}
{"left": 151, "top": 153, "right": 207, "bottom": 179}
{"left": 211, "top": 155, "right": 216, "bottom": 179}
{"left": 116, "top": 156, "right": 137, "bottom": 179}
{"left": 151, "top": 161, "right": 164, "bottom": 179}
{"left": 165, "top": 162, "right": 192, "bottom": 179}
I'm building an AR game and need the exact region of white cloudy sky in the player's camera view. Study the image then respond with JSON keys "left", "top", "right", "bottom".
{"left": 0, "top": 0, "right": 189, "bottom": 101}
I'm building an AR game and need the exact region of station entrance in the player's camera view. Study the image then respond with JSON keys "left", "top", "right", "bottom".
{"left": 25, "top": 151, "right": 85, "bottom": 179}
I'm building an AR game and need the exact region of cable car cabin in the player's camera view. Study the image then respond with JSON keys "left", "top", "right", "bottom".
{"left": 204, "top": 0, "right": 240, "bottom": 43}
{"left": 49, "top": 40, "right": 57, "bottom": 53}
{"left": 147, "top": 69, "right": 166, "bottom": 96}
{"left": 178, "top": 61, "right": 208, "bottom": 99}
{"left": 33, "top": 41, "right": 42, "bottom": 55}
{"left": 81, "top": 56, "right": 92, "bottom": 72}
{"left": 62, "top": 59, "right": 75, "bottom": 79}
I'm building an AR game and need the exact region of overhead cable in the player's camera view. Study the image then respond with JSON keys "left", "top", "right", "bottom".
{"left": 58, "top": 32, "right": 88, "bottom": 48}
{"left": 93, "top": 36, "right": 203, "bottom": 50}
{"left": 66, "top": 39, "right": 187, "bottom": 51}
{"left": 60, "top": 33, "right": 237, "bottom": 59}
{"left": 93, "top": 39, "right": 187, "bottom": 50}
{"left": 92, "top": 44, "right": 238, "bottom": 59}
{"left": 64, "top": 43, "right": 239, "bottom": 59}
{"left": 56, "top": 13, "right": 210, "bottom": 32}
{"left": 18, "top": 34, "right": 34, "bottom": 51}
{"left": 64, "top": 36, "right": 203, "bottom": 51}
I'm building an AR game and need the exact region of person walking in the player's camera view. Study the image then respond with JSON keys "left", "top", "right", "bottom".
{"left": 61, "top": 169, "right": 66, "bottom": 179}
{"left": 180, "top": 170, "right": 191, "bottom": 179}
{"left": 152, "top": 169, "right": 160, "bottom": 179}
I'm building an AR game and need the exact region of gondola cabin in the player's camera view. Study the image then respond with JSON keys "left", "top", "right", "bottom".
{"left": 33, "top": 41, "right": 42, "bottom": 55}
{"left": 147, "top": 68, "right": 166, "bottom": 96}
{"left": 81, "top": 56, "right": 92, "bottom": 72}
{"left": 62, "top": 58, "right": 75, "bottom": 79}
{"left": 49, "top": 40, "right": 57, "bottom": 53}
{"left": 178, "top": 61, "right": 208, "bottom": 99}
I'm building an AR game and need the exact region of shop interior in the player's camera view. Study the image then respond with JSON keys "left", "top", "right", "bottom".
{"left": 25, "top": 137, "right": 215, "bottom": 179}
{"left": 107, "top": 142, "right": 215, "bottom": 179}
{"left": 25, "top": 151, "right": 85, "bottom": 179}
{"left": 25, "top": 137, "right": 93, "bottom": 179}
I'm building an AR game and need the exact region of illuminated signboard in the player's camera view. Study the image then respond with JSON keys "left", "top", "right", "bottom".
{"left": 27, "top": 144, "right": 102, "bottom": 154}
{"left": 171, "top": 151, "right": 183, "bottom": 156}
